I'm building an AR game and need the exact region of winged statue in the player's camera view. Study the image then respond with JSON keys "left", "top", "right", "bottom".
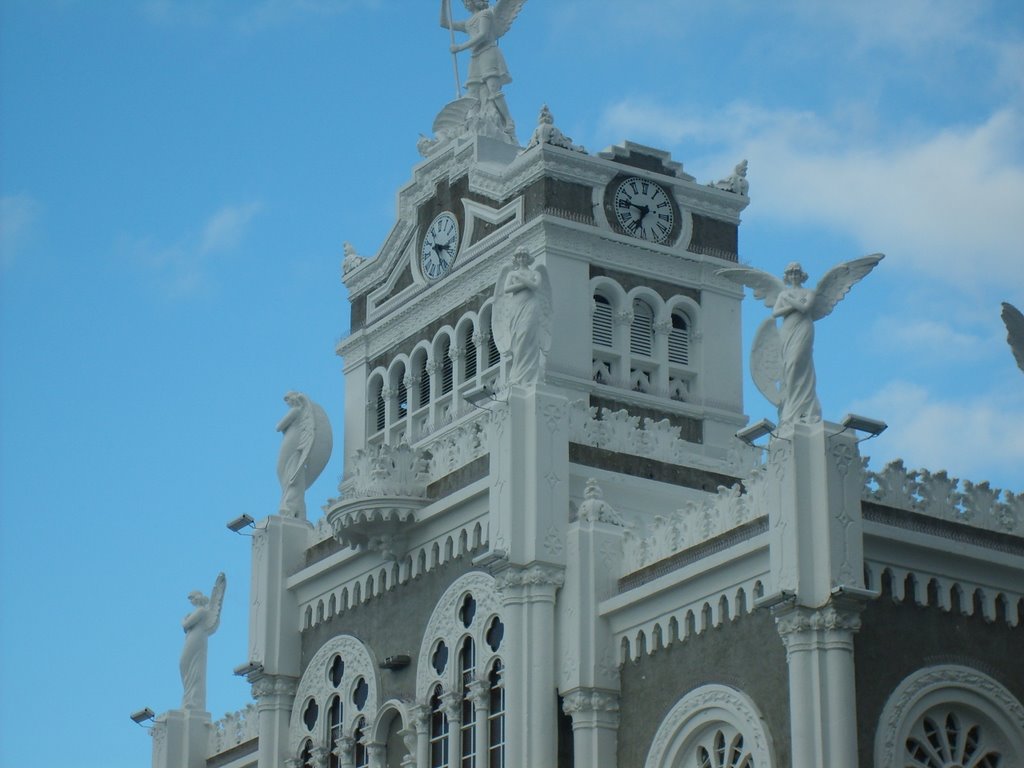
{"left": 437, "top": 0, "right": 527, "bottom": 143}
{"left": 180, "top": 572, "right": 226, "bottom": 711}
{"left": 718, "top": 254, "right": 884, "bottom": 431}
{"left": 493, "top": 247, "right": 552, "bottom": 386}
{"left": 1003, "top": 302, "right": 1024, "bottom": 374}
{"left": 276, "top": 391, "right": 333, "bottom": 518}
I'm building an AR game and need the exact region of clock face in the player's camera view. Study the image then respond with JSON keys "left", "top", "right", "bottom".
{"left": 421, "top": 211, "right": 459, "bottom": 281}
{"left": 613, "top": 177, "right": 675, "bottom": 243}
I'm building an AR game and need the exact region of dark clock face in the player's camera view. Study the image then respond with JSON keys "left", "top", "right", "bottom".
{"left": 421, "top": 211, "right": 459, "bottom": 281}
{"left": 613, "top": 177, "right": 675, "bottom": 243}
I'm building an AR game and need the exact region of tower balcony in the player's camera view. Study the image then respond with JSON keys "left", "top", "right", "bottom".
{"left": 325, "top": 443, "right": 431, "bottom": 560}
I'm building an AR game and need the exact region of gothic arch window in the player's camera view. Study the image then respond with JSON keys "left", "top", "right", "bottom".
{"left": 353, "top": 715, "right": 369, "bottom": 768}
{"left": 430, "top": 684, "right": 449, "bottom": 768}
{"left": 391, "top": 360, "right": 408, "bottom": 422}
{"left": 437, "top": 335, "right": 454, "bottom": 395}
{"left": 644, "top": 684, "right": 775, "bottom": 768}
{"left": 418, "top": 572, "right": 506, "bottom": 768}
{"left": 411, "top": 348, "right": 431, "bottom": 410}
{"left": 875, "top": 665, "right": 1024, "bottom": 768}
{"left": 288, "top": 636, "right": 380, "bottom": 762}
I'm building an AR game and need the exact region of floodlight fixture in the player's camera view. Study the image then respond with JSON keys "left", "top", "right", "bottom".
{"left": 753, "top": 590, "right": 796, "bottom": 610}
{"left": 233, "top": 661, "right": 264, "bottom": 677}
{"left": 380, "top": 654, "right": 411, "bottom": 670}
{"left": 840, "top": 413, "right": 888, "bottom": 439}
{"left": 736, "top": 418, "right": 777, "bottom": 447}
{"left": 227, "top": 514, "right": 256, "bottom": 533}
{"left": 463, "top": 383, "right": 496, "bottom": 406}
{"left": 130, "top": 707, "right": 156, "bottom": 725}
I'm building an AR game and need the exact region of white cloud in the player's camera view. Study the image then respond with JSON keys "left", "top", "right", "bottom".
{"left": 122, "top": 201, "right": 263, "bottom": 298}
{"left": 0, "top": 193, "right": 41, "bottom": 268}
{"left": 602, "top": 102, "right": 1024, "bottom": 291}
{"left": 199, "top": 202, "right": 264, "bottom": 255}
{"left": 850, "top": 380, "right": 1024, "bottom": 491}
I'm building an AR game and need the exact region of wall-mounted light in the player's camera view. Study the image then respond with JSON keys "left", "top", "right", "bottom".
{"left": 840, "top": 413, "right": 887, "bottom": 440}
{"left": 130, "top": 707, "right": 156, "bottom": 725}
{"left": 233, "top": 661, "right": 264, "bottom": 677}
{"left": 226, "top": 514, "right": 256, "bottom": 534}
{"left": 380, "top": 655, "right": 411, "bottom": 670}
{"left": 736, "top": 418, "right": 777, "bottom": 447}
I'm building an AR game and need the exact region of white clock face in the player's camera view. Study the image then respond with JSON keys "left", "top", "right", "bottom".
{"left": 421, "top": 212, "right": 459, "bottom": 281}
{"left": 613, "top": 177, "right": 675, "bottom": 243}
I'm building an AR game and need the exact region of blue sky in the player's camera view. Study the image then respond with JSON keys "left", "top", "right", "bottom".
{"left": 1, "top": 2, "right": 1022, "bottom": 766}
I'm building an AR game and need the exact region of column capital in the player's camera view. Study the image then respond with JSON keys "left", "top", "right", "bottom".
{"left": 310, "top": 745, "right": 331, "bottom": 768}
{"left": 493, "top": 562, "right": 565, "bottom": 591}
{"left": 250, "top": 673, "right": 299, "bottom": 709}
{"left": 466, "top": 679, "right": 490, "bottom": 712}
{"left": 772, "top": 598, "right": 866, "bottom": 657}
{"left": 561, "top": 688, "right": 620, "bottom": 717}
{"left": 407, "top": 702, "right": 430, "bottom": 733}
{"left": 441, "top": 690, "right": 463, "bottom": 724}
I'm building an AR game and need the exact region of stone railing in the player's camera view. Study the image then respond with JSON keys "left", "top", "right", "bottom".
{"left": 623, "top": 467, "right": 767, "bottom": 573}
{"left": 210, "top": 703, "right": 258, "bottom": 755}
{"left": 568, "top": 400, "right": 751, "bottom": 475}
{"left": 863, "top": 459, "right": 1023, "bottom": 536}
{"left": 419, "top": 411, "right": 490, "bottom": 483}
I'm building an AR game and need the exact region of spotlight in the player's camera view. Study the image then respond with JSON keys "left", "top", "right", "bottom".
{"left": 753, "top": 590, "right": 796, "bottom": 610}
{"left": 380, "top": 654, "right": 411, "bottom": 670}
{"left": 227, "top": 514, "right": 256, "bottom": 533}
{"left": 233, "top": 661, "right": 264, "bottom": 677}
{"left": 130, "top": 708, "right": 156, "bottom": 725}
{"left": 463, "top": 383, "right": 496, "bottom": 406}
{"left": 840, "top": 413, "right": 887, "bottom": 438}
{"left": 736, "top": 418, "right": 777, "bottom": 446}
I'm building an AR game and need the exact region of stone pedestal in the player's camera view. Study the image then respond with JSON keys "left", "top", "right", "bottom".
{"left": 764, "top": 421, "right": 872, "bottom": 768}
{"left": 151, "top": 709, "right": 210, "bottom": 768}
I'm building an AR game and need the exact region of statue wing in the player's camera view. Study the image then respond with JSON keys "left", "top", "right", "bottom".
{"left": 304, "top": 403, "right": 333, "bottom": 489}
{"left": 810, "top": 253, "right": 884, "bottom": 321}
{"left": 536, "top": 264, "right": 553, "bottom": 353}
{"left": 432, "top": 97, "right": 476, "bottom": 136}
{"left": 716, "top": 266, "right": 786, "bottom": 309}
{"left": 750, "top": 317, "right": 784, "bottom": 406}
{"left": 207, "top": 572, "right": 226, "bottom": 635}
{"left": 1003, "top": 302, "right": 1024, "bottom": 373}
{"left": 492, "top": 0, "right": 527, "bottom": 38}
{"left": 492, "top": 263, "right": 514, "bottom": 354}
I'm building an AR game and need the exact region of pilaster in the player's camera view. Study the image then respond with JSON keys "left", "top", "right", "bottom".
{"left": 561, "top": 688, "right": 620, "bottom": 768}
{"left": 249, "top": 672, "right": 299, "bottom": 768}
{"left": 495, "top": 562, "right": 565, "bottom": 768}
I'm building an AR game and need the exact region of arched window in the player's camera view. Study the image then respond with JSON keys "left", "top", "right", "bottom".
{"left": 298, "top": 739, "right": 313, "bottom": 768}
{"left": 430, "top": 685, "right": 449, "bottom": 768}
{"left": 668, "top": 311, "right": 690, "bottom": 365}
{"left": 414, "top": 353, "right": 430, "bottom": 410}
{"left": 354, "top": 715, "right": 369, "bottom": 768}
{"left": 592, "top": 294, "right": 613, "bottom": 347}
{"left": 462, "top": 324, "right": 478, "bottom": 382}
{"left": 370, "top": 377, "right": 385, "bottom": 433}
{"left": 328, "top": 695, "right": 343, "bottom": 768}
{"left": 460, "top": 638, "right": 477, "bottom": 767}
{"left": 487, "top": 661, "right": 505, "bottom": 768}
{"left": 394, "top": 363, "right": 408, "bottom": 420}
{"left": 630, "top": 298, "right": 654, "bottom": 356}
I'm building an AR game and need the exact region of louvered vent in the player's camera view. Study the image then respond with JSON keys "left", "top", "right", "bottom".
{"left": 375, "top": 392, "right": 386, "bottom": 432}
{"left": 463, "top": 326, "right": 478, "bottom": 380}
{"left": 668, "top": 312, "right": 689, "bottom": 365}
{"left": 630, "top": 299, "right": 654, "bottom": 356}
{"left": 396, "top": 377, "right": 408, "bottom": 419}
{"left": 592, "top": 294, "right": 613, "bottom": 347}
{"left": 442, "top": 350, "right": 453, "bottom": 394}
{"left": 418, "top": 360, "right": 430, "bottom": 407}
{"left": 487, "top": 332, "right": 500, "bottom": 367}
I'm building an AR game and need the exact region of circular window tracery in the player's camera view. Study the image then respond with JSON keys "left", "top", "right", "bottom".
{"left": 905, "top": 710, "right": 1002, "bottom": 768}
{"left": 696, "top": 727, "right": 753, "bottom": 768}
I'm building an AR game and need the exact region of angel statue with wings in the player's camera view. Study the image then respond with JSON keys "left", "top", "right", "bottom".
{"left": 276, "top": 391, "right": 333, "bottom": 518}
{"left": 493, "top": 247, "right": 552, "bottom": 386}
{"left": 718, "top": 255, "right": 884, "bottom": 432}
{"left": 180, "top": 572, "right": 226, "bottom": 711}
{"left": 1002, "top": 302, "right": 1024, "bottom": 375}
{"left": 439, "top": 0, "right": 527, "bottom": 141}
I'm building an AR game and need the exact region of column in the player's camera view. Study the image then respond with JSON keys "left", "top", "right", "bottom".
{"left": 311, "top": 745, "right": 330, "bottom": 768}
{"left": 408, "top": 703, "right": 430, "bottom": 768}
{"left": 495, "top": 563, "right": 564, "bottom": 768}
{"left": 334, "top": 736, "right": 356, "bottom": 768}
{"left": 774, "top": 600, "right": 864, "bottom": 768}
{"left": 442, "top": 691, "right": 463, "bottom": 767}
{"left": 561, "top": 689, "right": 620, "bottom": 768}
{"left": 367, "top": 743, "right": 386, "bottom": 768}
{"left": 251, "top": 673, "right": 299, "bottom": 768}
{"left": 467, "top": 680, "right": 490, "bottom": 768}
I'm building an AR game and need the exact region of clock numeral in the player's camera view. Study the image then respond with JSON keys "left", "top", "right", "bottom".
{"left": 658, "top": 213, "right": 671, "bottom": 222}
{"left": 657, "top": 222, "right": 669, "bottom": 234}
{"left": 641, "top": 181, "right": 649, "bottom": 194}
{"left": 617, "top": 199, "right": 632, "bottom": 208}
{"left": 657, "top": 200, "right": 670, "bottom": 209}
{"left": 629, "top": 181, "right": 639, "bottom": 194}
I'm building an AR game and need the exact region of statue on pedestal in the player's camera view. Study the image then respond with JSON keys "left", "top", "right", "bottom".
{"left": 276, "top": 391, "right": 333, "bottom": 518}
{"left": 718, "top": 255, "right": 883, "bottom": 432}
{"left": 180, "top": 572, "right": 226, "bottom": 711}
{"left": 493, "top": 247, "right": 551, "bottom": 386}
{"left": 430, "top": 0, "right": 527, "bottom": 147}
{"left": 1002, "top": 302, "right": 1024, "bottom": 374}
